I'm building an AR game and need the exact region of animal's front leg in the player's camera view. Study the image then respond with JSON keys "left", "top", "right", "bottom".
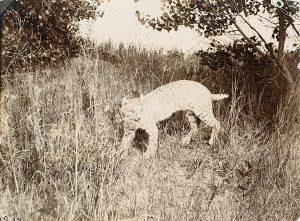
{"left": 120, "top": 130, "right": 135, "bottom": 156}
{"left": 143, "top": 125, "right": 159, "bottom": 159}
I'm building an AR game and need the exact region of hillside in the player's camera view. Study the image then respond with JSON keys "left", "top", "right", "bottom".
{"left": 0, "top": 43, "right": 299, "bottom": 220}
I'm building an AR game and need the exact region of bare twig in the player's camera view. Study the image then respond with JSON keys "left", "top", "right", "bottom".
{"left": 291, "top": 23, "right": 300, "bottom": 36}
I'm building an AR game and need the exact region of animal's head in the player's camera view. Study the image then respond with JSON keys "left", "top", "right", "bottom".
{"left": 120, "top": 95, "right": 144, "bottom": 122}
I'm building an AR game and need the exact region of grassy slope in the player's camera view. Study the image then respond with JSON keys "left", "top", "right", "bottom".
{"left": 0, "top": 43, "right": 299, "bottom": 220}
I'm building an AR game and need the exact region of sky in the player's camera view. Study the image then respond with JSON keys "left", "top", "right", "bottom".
{"left": 80, "top": 0, "right": 213, "bottom": 53}
{"left": 80, "top": 0, "right": 300, "bottom": 54}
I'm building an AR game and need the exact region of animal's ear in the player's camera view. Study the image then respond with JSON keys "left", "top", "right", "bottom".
{"left": 122, "top": 97, "right": 129, "bottom": 106}
{"left": 139, "top": 94, "right": 144, "bottom": 102}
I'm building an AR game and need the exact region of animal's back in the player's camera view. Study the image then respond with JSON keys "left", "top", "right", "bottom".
{"left": 144, "top": 80, "right": 211, "bottom": 102}
{"left": 140, "top": 80, "right": 212, "bottom": 122}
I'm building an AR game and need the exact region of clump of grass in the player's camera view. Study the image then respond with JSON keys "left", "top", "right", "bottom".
{"left": 0, "top": 42, "right": 299, "bottom": 220}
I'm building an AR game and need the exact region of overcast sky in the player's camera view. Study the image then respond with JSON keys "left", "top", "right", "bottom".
{"left": 80, "top": 0, "right": 300, "bottom": 54}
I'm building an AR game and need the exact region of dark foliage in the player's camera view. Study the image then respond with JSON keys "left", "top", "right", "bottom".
{"left": 3, "top": 0, "right": 102, "bottom": 71}
{"left": 196, "top": 40, "right": 300, "bottom": 124}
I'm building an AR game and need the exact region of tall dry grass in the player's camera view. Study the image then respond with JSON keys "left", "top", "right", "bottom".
{"left": 0, "top": 42, "right": 299, "bottom": 220}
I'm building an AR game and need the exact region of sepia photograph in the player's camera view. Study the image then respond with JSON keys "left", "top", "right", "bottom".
{"left": 0, "top": 0, "right": 299, "bottom": 220}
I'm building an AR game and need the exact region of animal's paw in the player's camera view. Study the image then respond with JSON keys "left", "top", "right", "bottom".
{"left": 143, "top": 150, "right": 151, "bottom": 159}
{"left": 143, "top": 146, "right": 157, "bottom": 159}
{"left": 118, "top": 148, "right": 129, "bottom": 159}
{"left": 180, "top": 136, "right": 191, "bottom": 146}
{"left": 208, "top": 138, "right": 214, "bottom": 145}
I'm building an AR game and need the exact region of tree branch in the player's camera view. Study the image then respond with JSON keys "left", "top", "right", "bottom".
{"left": 238, "top": 14, "right": 277, "bottom": 60}
{"left": 291, "top": 23, "right": 300, "bottom": 36}
{"left": 233, "top": 20, "right": 294, "bottom": 86}
{"left": 232, "top": 20, "right": 268, "bottom": 59}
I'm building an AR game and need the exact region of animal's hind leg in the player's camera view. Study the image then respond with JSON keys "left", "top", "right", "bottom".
{"left": 195, "top": 105, "right": 221, "bottom": 145}
{"left": 208, "top": 120, "right": 220, "bottom": 145}
{"left": 181, "top": 111, "right": 198, "bottom": 145}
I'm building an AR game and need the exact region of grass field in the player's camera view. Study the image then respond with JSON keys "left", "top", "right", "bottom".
{"left": 0, "top": 43, "right": 299, "bottom": 220}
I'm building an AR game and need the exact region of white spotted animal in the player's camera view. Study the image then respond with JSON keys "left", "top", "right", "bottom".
{"left": 120, "top": 80, "right": 229, "bottom": 158}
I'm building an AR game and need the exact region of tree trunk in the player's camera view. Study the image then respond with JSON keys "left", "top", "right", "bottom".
{"left": 277, "top": 8, "right": 295, "bottom": 89}
{"left": 278, "top": 9, "right": 286, "bottom": 60}
{"left": 0, "top": 16, "right": 3, "bottom": 116}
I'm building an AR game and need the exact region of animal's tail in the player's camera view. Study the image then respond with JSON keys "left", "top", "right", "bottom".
{"left": 211, "top": 94, "right": 229, "bottom": 101}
